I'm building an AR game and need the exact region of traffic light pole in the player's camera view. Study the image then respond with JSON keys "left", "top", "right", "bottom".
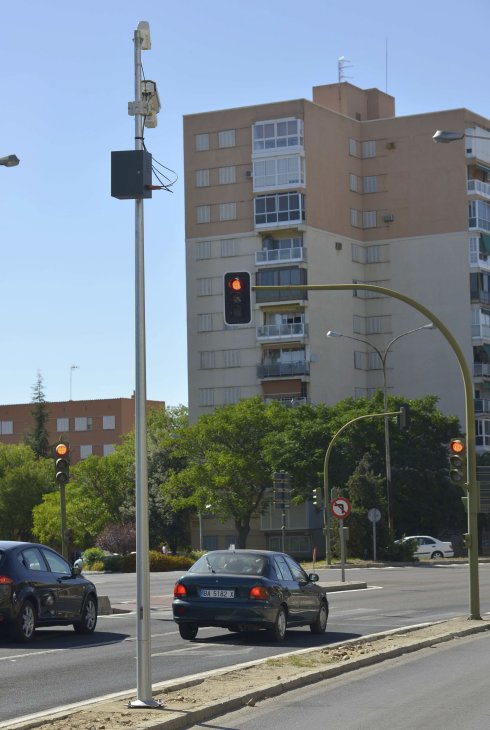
{"left": 255, "top": 283, "right": 481, "bottom": 621}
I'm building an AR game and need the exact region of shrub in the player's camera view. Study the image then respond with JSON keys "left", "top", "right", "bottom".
{"left": 102, "top": 554, "right": 124, "bottom": 572}
{"left": 379, "top": 538, "right": 416, "bottom": 562}
{"left": 82, "top": 547, "right": 105, "bottom": 567}
{"left": 88, "top": 560, "right": 105, "bottom": 572}
{"left": 118, "top": 551, "right": 194, "bottom": 573}
{"left": 96, "top": 523, "right": 136, "bottom": 555}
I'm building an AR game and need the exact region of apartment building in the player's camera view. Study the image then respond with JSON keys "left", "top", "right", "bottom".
{"left": 0, "top": 396, "right": 165, "bottom": 463}
{"left": 185, "top": 81, "right": 490, "bottom": 449}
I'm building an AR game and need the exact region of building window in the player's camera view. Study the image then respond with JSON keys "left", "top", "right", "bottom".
{"left": 348, "top": 138, "right": 359, "bottom": 157}
{"left": 223, "top": 387, "right": 241, "bottom": 404}
{"left": 254, "top": 192, "right": 305, "bottom": 226}
{"left": 195, "top": 169, "right": 210, "bottom": 187}
{"left": 195, "top": 133, "right": 209, "bottom": 151}
{"left": 352, "top": 279, "right": 385, "bottom": 299}
{"left": 219, "top": 202, "right": 236, "bottom": 221}
{"left": 75, "top": 417, "right": 92, "bottom": 431}
{"left": 354, "top": 350, "right": 382, "bottom": 370}
{"left": 469, "top": 200, "right": 490, "bottom": 232}
{"left": 256, "top": 266, "right": 307, "bottom": 302}
{"left": 196, "top": 205, "right": 211, "bottom": 224}
{"left": 80, "top": 444, "right": 93, "bottom": 459}
{"left": 103, "top": 415, "right": 115, "bottom": 430}
{"left": 199, "top": 388, "right": 215, "bottom": 407}
{"left": 221, "top": 238, "right": 239, "bottom": 257}
{"left": 351, "top": 209, "right": 360, "bottom": 227}
{"left": 363, "top": 175, "right": 377, "bottom": 193}
{"left": 223, "top": 349, "right": 241, "bottom": 367}
{"left": 57, "top": 417, "right": 69, "bottom": 433}
{"left": 219, "top": 166, "right": 236, "bottom": 184}
{"left": 198, "top": 314, "right": 213, "bottom": 332}
{"left": 200, "top": 351, "right": 216, "bottom": 369}
{"left": 0, "top": 420, "right": 13, "bottom": 435}
{"left": 197, "top": 277, "right": 213, "bottom": 296}
{"left": 253, "top": 156, "right": 305, "bottom": 190}
{"left": 196, "top": 241, "right": 212, "bottom": 259}
{"left": 218, "top": 129, "right": 236, "bottom": 148}
{"left": 349, "top": 174, "right": 359, "bottom": 192}
{"left": 103, "top": 444, "right": 115, "bottom": 456}
{"left": 253, "top": 118, "right": 303, "bottom": 152}
{"left": 363, "top": 210, "right": 377, "bottom": 228}
{"left": 361, "top": 140, "right": 376, "bottom": 158}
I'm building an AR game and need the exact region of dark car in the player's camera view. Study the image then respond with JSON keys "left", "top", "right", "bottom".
{"left": 0, "top": 541, "right": 98, "bottom": 642}
{"left": 172, "top": 549, "right": 328, "bottom": 641}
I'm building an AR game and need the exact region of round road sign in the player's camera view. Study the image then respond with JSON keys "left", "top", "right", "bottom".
{"left": 330, "top": 497, "right": 351, "bottom": 519}
{"left": 367, "top": 508, "right": 381, "bottom": 523}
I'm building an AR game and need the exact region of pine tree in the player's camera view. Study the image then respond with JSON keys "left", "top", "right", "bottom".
{"left": 25, "top": 371, "right": 50, "bottom": 459}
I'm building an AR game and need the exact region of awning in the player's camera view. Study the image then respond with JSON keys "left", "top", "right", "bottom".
{"left": 480, "top": 234, "right": 490, "bottom": 255}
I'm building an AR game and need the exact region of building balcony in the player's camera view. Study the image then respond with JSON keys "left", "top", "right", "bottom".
{"left": 263, "top": 394, "right": 309, "bottom": 407}
{"left": 471, "top": 289, "right": 490, "bottom": 305}
{"left": 468, "top": 179, "right": 490, "bottom": 200}
{"left": 256, "top": 323, "right": 307, "bottom": 341}
{"left": 255, "top": 245, "right": 305, "bottom": 265}
{"left": 474, "top": 363, "right": 490, "bottom": 378}
{"left": 472, "top": 324, "right": 490, "bottom": 340}
{"left": 257, "top": 361, "right": 310, "bottom": 379}
{"left": 475, "top": 398, "right": 490, "bottom": 413}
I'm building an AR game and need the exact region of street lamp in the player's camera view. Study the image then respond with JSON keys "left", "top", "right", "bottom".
{"left": 433, "top": 130, "right": 490, "bottom": 144}
{"left": 0, "top": 154, "right": 20, "bottom": 167}
{"left": 326, "top": 323, "right": 434, "bottom": 534}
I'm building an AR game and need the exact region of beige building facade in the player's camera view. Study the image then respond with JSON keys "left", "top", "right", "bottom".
{"left": 184, "top": 82, "right": 490, "bottom": 553}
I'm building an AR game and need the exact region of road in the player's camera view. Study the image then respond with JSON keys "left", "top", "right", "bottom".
{"left": 0, "top": 563, "right": 489, "bottom": 725}
{"left": 194, "top": 631, "right": 490, "bottom": 730}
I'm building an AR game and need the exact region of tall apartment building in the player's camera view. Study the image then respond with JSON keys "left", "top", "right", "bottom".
{"left": 0, "top": 396, "right": 165, "bottom": 463}
{"left": 184, "top": 81, "right": 490, "bottom": 452}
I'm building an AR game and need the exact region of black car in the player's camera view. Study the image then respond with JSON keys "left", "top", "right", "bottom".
{"left": 0, "top": 541, "right": 98, "bottom": 642}
{"left": 172, "top": 549, "right": 328, "bottom": 641}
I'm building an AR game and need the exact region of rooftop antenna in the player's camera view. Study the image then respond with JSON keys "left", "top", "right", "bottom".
{"left": 338, "top": 56, "right": 353, "bottom": 106}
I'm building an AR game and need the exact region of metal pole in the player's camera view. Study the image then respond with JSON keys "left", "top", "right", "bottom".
{"left": 128, "top": 23, "right": 159, "bottom": 710}
{"left": 281, "top": 509, "right": 286, "bottom": 552}
{"left": 339, "top": 519, "right": 345, "bottom": 582}
{"left": 60, "top": 483, "right": 67, "bottom": 560}
{"left": 258, "top": 283, "right": 481, "bottom": 620}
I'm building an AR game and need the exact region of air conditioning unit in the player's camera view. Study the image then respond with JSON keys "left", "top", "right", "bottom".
{"left": 246, "top": 170, "right": 253, "bottom": 178}
{"left": 383, "top": 214, "right": 395, "bottom": 223}
{"left": 335, "top": 241, "right": 342, "bottom": 251}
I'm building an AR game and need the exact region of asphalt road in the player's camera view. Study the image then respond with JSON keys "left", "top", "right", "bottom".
{"left": 1, "top": 563, "right": 489, "bottom": 726}
{"left": 193, "top": 631, "right": 490, "bottom": 730}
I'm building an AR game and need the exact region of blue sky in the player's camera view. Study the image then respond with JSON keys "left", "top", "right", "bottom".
{"left": 1, "top": 0, "right": 488, "bottom": 408}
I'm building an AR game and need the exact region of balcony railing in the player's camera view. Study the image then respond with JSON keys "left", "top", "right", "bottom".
{"left": 471, "top": 289, "right": 490, "bottom": 304}
{"left": 475, "top": 398, "right": 490, "bottom": 413}
{"left": 256, "top": 322, "right": 307, "bottom": 340}
{"left": 468, "top": 179, "right": 490, "bottom": 199}
{"left": 255, "top": 246, "right": 305, "bottom": 265}
{"left": 257, "top": 361, "right": 310, "bottom": 378}
{"left": 263, "top": 395, "right": 309, "bottom": 407}
{"left": 472, "top": 324, "right": 490, "bottom": 339}
{"left": 474, "top": 363, "right": 490, "bottom": 378}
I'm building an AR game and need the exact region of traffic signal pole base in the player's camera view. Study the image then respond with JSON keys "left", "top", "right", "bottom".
{"left": 128, "top": 699, "right": 163, "bottom": 709}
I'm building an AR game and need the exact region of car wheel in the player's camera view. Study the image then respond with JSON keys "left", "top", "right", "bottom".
{"left": 267, "top": 606, "right": 287, "bottom": 641}
{"left": 310, "top": 601, "right": 328, "bottom": 634}
{"left": 73, "top": 595, "right": 97, "bottom": 634}
{"left": 431, "top": 551, "right": 444, "bottom": 559}
{"left": 179, "top": 623, "right": 198, "bottom": 640}
{"left": 12, "top": 601, "right": 36, "bottom": 643}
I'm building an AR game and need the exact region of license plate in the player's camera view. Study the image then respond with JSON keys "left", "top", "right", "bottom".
{"left": 200, "top": 589, "right": 235, "bottom": 599}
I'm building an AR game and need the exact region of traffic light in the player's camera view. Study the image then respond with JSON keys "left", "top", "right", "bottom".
{"left": 397, "top": 403, "right": 411, "bottom": 431}
{"left": 54, "top": 441, "right": 70, "bottom": 485}
{"left": 449, "top": 438, "right": 466, "bottom": 485}
{"left": 312, "top": 487, "right": 320, "bottom": 507}
{"left": 224, "top": 272, "right": 251, "bottom": 325}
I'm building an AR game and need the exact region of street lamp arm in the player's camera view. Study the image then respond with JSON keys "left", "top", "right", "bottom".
{"left": 383, "top": 324, "right": 434, "bottom": 367}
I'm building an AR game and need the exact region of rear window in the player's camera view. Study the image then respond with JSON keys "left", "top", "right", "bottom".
{"left": 190, "top": 553, "right": 268, "bottom": 576}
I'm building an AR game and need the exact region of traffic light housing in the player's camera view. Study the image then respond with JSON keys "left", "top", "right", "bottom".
{"left": 312, "top": 487, "right": 320, "bottom": 507}
{"left": 397, "top": 403, "right": 411, "bottom": 431}
{"left": 224, "top": 272, "right": 251, "bottom": 325}
{"left": 54, "top": 441, "right": 70, "bottom": 485}
{"left": 449, "top": 438, "right": 466, "bottom": 485}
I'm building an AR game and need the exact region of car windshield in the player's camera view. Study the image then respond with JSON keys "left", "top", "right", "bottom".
{"left": 189, "top": 553, "right": 267, "bottom": 576}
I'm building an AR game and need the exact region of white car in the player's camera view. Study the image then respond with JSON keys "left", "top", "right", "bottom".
{"left": 402, "top": 535, "right": 454, "bottom": 559}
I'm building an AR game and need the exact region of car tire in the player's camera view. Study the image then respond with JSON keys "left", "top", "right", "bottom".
{"left": 73, "top": 595, "right": 98, "bottom": 634}
{"left": 267, "top": 606, "right": 287, "bottom": 641}
{"left": 431, "top": 551, "right": 444, "bottom": 559}
{"left": 12, "top": 601, "right": 36, "bottom": 643}
{"left": 310, "top": 600, "right": 328, "bottom": 634}
{"left": 179, "top": 623, "right": 198, "bottom": 640}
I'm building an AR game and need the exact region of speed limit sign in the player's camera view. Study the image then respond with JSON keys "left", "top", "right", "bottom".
{"left": 330, "top": 497, "right": 351, "bottom": 519}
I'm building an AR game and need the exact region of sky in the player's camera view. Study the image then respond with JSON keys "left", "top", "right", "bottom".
{"left": 1, "top": 0, "right": 489, "bottom": 409}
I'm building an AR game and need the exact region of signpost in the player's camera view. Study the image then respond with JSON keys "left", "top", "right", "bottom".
{"left": 330, "top": 497, "right": 351, "bottom": 582}
{"left": 367, "top": 507, "right": 381, "bottom": 561}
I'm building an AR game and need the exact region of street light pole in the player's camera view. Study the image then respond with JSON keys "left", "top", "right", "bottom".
{"left": 326, "top": 324, "right": 434, "bottom": 535}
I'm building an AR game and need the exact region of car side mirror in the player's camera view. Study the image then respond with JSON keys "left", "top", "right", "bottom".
{"left": 72, "top": 564, "right": 82, "bottom": 576}
{"left": 308, "top": 573, "right": 319, "bottom": 582}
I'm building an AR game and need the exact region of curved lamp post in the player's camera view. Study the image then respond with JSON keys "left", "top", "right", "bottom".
{"left": 326, "top": 324, "right": 434, "bottom": 534}
{"left": 433, "top": 130, "right": 490, "bottom": 144}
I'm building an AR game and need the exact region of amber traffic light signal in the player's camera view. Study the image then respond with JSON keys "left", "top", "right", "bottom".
{"left": 449, "top": 438, "right": 466, "bottom": 485}
{"left": 224, "top": 272, "right": 251, "bottom": 325}
{"left": 54, "top": 441, "right": 70, "bottom": 485}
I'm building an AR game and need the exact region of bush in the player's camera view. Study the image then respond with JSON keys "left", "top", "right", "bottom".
{"left": 102, "top": 554, "right": 124, "bottom": 572}
{"left": 89, "top": 560, "right": 105, "bottom": 572}
{"left": 378, "top": 539, "right": 416, "bottom": 562}
{"left": 82, "top": 547, "right": 105, "bottom": 567}
{"left": 118, "top": 551, "right": 195, "bottom": 573}
{"left": 96, "top": 523, "right": 136, "bottom": 555}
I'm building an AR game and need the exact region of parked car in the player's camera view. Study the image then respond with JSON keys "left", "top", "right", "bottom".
{"left": 0, "top": 541, "right": 98, "bottom": 642}
{"left": 172, "top": 549, "right": 329, "bottom": 642}
{"left": 401, "top": 535, "right": 454, "bottom": 559}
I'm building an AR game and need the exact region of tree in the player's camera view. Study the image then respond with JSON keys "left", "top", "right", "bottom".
{"left": 24, "top": 371, "right": 50, "bottom": 458}
{"left": 96, "top": 523, "right": 136, "bottom": 554}
{"left": 165, "top": 398, "right": 290, "bottom": 548}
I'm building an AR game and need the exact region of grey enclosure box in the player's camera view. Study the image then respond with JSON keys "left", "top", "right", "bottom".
{"left": 111, "top": 150, "right": 152, "bottom": 199}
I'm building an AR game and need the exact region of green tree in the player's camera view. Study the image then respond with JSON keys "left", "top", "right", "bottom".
{"left": 0, "top": 443, "right": 54, "bottom": 539}
{"left": 165, "top": 398, "right": 290, "bottom": 548}
{"left": 24, "top": 371, "right": 50, "bottom": 458}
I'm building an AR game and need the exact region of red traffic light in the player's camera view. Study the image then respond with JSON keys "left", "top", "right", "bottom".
{"left": 55, "top": 443, "right": 68, "bottom": 457}
{"left": 449, "top": 438, "right": 465, "bottom": 455}
{"left": 224, "top": 272, "right": 251, "bottom": 325}
{"left": 228, "top": 276, "right": 244, "bottom": 292}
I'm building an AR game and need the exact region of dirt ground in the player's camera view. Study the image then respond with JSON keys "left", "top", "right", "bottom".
{"left": 17, "top": 616, "right": 490, "bottom": 730}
